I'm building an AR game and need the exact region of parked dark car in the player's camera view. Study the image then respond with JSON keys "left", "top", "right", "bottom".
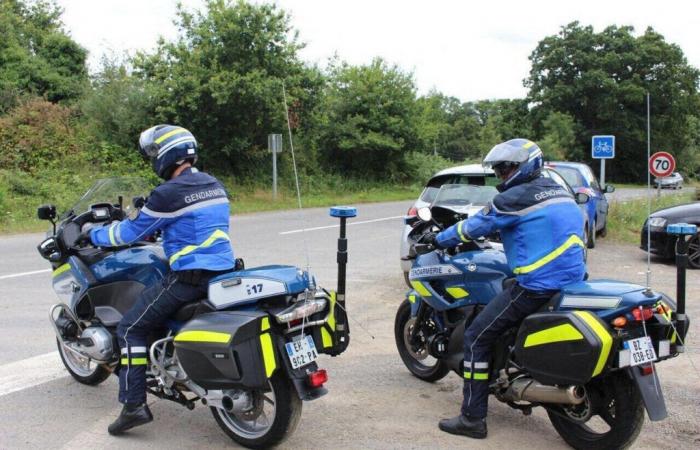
{"left": 545, "top": 161, "right": 615, "bottom": 249}
{"left": 641, "top": 201, "right": 700, "bottom": 269}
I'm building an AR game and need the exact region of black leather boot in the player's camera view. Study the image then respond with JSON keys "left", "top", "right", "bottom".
{"left": 108, "top": 403, "right": 153, "bottom": 435}
{"left": 438, "top": 414, "right": 487, "bottom": 439}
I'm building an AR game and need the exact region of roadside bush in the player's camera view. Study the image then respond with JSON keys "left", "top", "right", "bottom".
{"left": 404, "top": 151, "right": 458, "bottom": 182}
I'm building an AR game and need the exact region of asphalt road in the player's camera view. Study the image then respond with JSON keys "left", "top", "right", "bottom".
{"left": 0, "top": 199, "right": 698, "bottom": 449}
{"left": 607, "top": 185, "right": 695, "bottom": 202}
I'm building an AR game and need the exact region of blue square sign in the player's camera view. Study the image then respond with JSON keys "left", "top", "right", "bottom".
{"left": 592, "top": 135, "right": 615, "bottom": 159}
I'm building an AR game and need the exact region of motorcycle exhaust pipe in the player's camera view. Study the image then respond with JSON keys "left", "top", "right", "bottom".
{"left": 505, "top": 378, "right": 585, "bottom": 405}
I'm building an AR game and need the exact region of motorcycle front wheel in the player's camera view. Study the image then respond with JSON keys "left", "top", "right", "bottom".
{"left": 547, "top": 371, "right": 644, "bottom": 450}
{"left": 211, "top": 372, "right": 301, "bottom": 449}
{"left": 56, "top": 339, "right": 111, "bottom": 385}
{"left": 394, "top": 300, "right": 450, "bottom": 382}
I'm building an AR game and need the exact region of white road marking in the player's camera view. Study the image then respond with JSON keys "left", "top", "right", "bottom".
{"left": 0, "top": 351, "right": 67, "bottom": 397}
{"left": 0, "top": 268, "right": 51, "bottom": 280}
{"left": 279, "top": 215, "right": 404, "bottom": 235}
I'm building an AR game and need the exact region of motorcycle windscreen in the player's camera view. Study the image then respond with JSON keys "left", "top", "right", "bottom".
{"left": 514, "top": 311, "right": 613, "bottom": 385}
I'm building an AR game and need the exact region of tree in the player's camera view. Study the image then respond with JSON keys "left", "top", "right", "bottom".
{"left": 526, "top": 22, "right": 700, "bottom": 181}
{"left": 133, "top": 0, "right": 323, "bottom": 178}
{"left": 318, "top": 58, "right": 419, "bottom": 179}
{"left": 539, "top": 111, "right": 578, "bottom": 160}
{"left": 0, "top": 0, "right": 87, "bottom": 111}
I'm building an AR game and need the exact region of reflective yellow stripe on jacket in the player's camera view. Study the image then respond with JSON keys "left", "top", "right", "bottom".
{"left": 169, "top": 229, "right": 230, "bottom": 265}
{"left": 513, "top": 234, "right": 584, "bottom": 275}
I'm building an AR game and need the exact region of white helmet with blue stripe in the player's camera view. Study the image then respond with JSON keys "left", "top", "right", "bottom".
{"left": 139, "top": 124, "right": 198, "bottom": 179}
{"left": 483, "top": 138, "right": 543, "bottom": 191}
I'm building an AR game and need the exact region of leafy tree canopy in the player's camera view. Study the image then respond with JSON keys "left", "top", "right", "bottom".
{"left": 0, "top": 0, "right": 87, "bottom": 110}
{"left": 526, "top": 22, "right": 700, "bottom": 181}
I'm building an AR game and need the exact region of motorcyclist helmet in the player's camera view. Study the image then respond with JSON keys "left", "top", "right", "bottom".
{"left": 482, "top": 138, "right": 543, "bottom": 192}
{"left": 138, "top": 125, "right": 198, "bottom": 179}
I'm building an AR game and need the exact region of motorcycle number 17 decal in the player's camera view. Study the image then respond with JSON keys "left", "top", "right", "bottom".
{"left": 208, "top": 277, "right": 287, "bottom": 309}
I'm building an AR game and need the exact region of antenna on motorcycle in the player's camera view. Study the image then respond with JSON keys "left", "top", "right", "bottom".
{"left": 645, "top": 92, "right": 652, "bottom": 294}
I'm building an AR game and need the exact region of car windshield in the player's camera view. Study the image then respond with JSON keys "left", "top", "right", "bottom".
{"left": 61, "top": 177, "right": 152, "bottom": 219}
{"left": 432, "top": 183, "right": 498, "bottom": 210}
{"left": 550, "top": 166, "right": 584, "bottom": 188}
{"left": 420, "top": 173, "right": 498, "bottom": 203}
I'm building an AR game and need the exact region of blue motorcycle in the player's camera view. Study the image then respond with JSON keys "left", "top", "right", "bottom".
{"left": 395, "top": 184, "right": 692, "bottom": 449}
{"left": 37, "top": 178, "right": 353, "bottom": 449}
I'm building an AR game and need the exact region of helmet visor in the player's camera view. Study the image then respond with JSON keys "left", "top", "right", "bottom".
{"left": 482, "top": 143, "right": 529, "bottom": 168}
{"left": 138, "top": 127, "right": 159, "bottom": 158}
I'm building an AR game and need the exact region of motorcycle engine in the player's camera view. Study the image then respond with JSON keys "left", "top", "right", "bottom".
{"left": 77, "top": 326, "right": 114, "bottom": 362}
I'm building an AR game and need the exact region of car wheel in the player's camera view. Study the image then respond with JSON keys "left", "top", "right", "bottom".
{"left": 587, "top": 220, "right": 596, "bottom": 249}
{"left": 688, "top": 234, "right": 700, "bottom": 270}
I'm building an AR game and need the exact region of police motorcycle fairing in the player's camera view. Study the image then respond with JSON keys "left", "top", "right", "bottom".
{"left": 395, "top": 184, "right": 690, "bottom": 450}
{"left": 37, "top": 178, "right": 351, "bottom": 449}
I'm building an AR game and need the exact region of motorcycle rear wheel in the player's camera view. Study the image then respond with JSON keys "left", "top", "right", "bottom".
{"left": 211, "top": 373, "right": 301, "bottom": 449}
{"left": 394, "top": 300, "right": 450, "bottom": 382}
{"left": 547, "top": 371, "right": 644, "bottom": 450}
{"left": 56, "top": 339, "right": 111, "bottom": 385}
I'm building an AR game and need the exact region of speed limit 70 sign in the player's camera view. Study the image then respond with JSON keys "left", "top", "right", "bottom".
{"left": 649, "top": 152, "right": 676, "bottom": 178}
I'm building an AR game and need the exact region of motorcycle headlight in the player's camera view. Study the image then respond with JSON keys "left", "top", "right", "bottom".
{"left": 648, "top": 217, "right": 667, "bottom": 229}
{"left": 274, "top": 298, "right": 327, "bottom": 324}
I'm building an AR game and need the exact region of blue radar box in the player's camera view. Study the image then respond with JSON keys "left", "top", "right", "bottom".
{"left": 330, "top": 206, "right": 357, "bottom": 218}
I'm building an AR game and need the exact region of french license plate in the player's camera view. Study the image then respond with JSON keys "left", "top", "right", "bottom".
{"left": 625, "top": 336, "right": 657, "bottom": 366}
{"left": 285, "top": 335, "right": 318, "bottom": 369}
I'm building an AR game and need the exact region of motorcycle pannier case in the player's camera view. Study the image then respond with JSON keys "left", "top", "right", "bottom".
{"left": 514, "top": 311, "right": 613, "bottom": 385}
{"left": 311, "top": 290, "right": 350, "bottom": 356}
{"left": 174, "top": 311, "right": 277, "bottom": 390}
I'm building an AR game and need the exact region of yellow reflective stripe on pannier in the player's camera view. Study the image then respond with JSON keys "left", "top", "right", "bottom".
{"left": 174, "top": 330, "right": 231, "bottom": 344}
{"left": 260, "top": 317, "right": 276, "bottom": 377}
{"left": 154, "top": 127, "right": 186, "bottom": 144}
{"left": 52, "top": 264, "right": 71, "bottom": 277}
{"left": 523, "top": 323, "right": 584, "bottom": 348}
{"left": 513, "top": 235, "right": 585, "bottom": 275}
{"left": 574, "top": 311, "right": 613, "bottom": 377}
{"left": 169, "top": 229, "right": 230, "bottom": 265}
{"left": 321, "top": 291, "right": 337, "bottom": 348}
{"left": 121, "top": 357, "right": 148, "bottom": 365}
{"left": 410, "top": 281, "right": 431, "bottom": 297}
{"left": 446, "top": 287, "right": 469, "bottom": 299}
{"left": 464, "top": 371, "right": 489, "bottom": 380}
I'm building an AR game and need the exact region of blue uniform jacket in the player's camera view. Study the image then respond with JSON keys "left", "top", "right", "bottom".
{"left": 91, "top": 168, "right": 235, "bottom": 272}
{"left": 436, "top": 176, "right": 586, "bottom": 292}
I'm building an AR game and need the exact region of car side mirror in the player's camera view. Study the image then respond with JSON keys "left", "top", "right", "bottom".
{"left": 575, "top": 192, "right": 590, "bottom": 204}
{"left": 37, "top": 204, "right": 57, "bottom": 221}
{"left": 604, "top": 185, "right": 615, "bottom": 194}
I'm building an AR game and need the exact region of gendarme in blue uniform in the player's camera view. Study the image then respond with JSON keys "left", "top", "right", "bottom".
{"left": 91, "top": 167, "right": 235, "bottom": 271}
{"left": 437, "top": 176, "right": 585, "bottom": 292}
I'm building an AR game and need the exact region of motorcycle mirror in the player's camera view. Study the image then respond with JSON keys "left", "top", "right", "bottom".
{"left": 37, "top": 204, "right": 57, "bottom": 221}
{"left": 574, "top": 192, "right": 590, "bottom": 204}
{"left": 605, "top": 184, "right": 615, "bottom": 194}
{"left": 417, "top": 207, "right": 432, "bottom": 222}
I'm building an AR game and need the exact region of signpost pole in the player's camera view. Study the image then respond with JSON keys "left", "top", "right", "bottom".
{"left": 646, "top": 92, "right": 651, "bottom": 291}
{"left": 600, "top": 159, "right": 606, "bottom": 190}
{"left": 272, "top": 146, "right": 277, "bottom": 200}
{"left": 268, "top": 134, "right": 282, "bottom": 200}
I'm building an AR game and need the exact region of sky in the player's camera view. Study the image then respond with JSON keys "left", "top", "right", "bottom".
{"left": 56, "top": 0, "right": 700, "bottom": 102}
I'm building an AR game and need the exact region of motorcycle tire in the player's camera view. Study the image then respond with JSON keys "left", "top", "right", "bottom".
{"left": 394, "top": 300, "right": 450, "bottom": 382}
{"left": 211, "top": 372, "right": 301, "bottom": 449}
{"left": 56, "top": 339, "right": 111, "bottom": 385}
{"left": 547, "top": 371, "right": 644, "bottom": 450}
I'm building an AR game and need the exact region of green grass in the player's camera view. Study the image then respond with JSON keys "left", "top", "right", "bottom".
{"left": 0, "top": 170, "right": 422, "bottom": 234}
{"left": 606, "top": 191, "right": 696, "bottom": 244}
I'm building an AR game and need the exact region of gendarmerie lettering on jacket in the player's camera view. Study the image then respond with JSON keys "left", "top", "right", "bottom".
{"left": 184, "top": 188, "right": 226, "bottom": 204}
{"left": 492, "top": 177, "right": 574, "bottom": 215}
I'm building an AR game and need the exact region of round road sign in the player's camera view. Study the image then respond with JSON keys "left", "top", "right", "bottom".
{"left": 649, "top": 152, "right": 676, "bottom": 178}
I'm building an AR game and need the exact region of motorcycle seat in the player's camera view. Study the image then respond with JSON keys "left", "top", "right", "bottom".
{"left": 173, "top": 300, "right": 213, "bottom": 322}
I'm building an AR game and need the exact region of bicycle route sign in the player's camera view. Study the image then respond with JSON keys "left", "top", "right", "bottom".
{"left": 592, "top": 135, "right": 615, "bottom": 159}
{"left": 649, "top": 152, "right": 675, "bottom": 178}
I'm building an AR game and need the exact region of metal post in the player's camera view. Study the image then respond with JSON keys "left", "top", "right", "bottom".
{"left": 330, "top": 206, "right": 357, "bottom": 352}
{"left": 600, "top": 159, "right": 606, "bottom": 190}
{"left": 646, "top": 92, "right": 651, "bottom": 291}
{"left": 272, "top": 149, "right": 277, "bottom": 200}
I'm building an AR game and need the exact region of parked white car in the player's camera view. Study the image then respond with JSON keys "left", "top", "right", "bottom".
{"left": 399, "top": 164, "right": 498, "bottom": 284}
{"left": 654, "top": 172, "right": 683, "bottom": 189}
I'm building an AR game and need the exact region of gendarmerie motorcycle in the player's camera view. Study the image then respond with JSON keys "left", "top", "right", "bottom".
{"left": 395, "top": 183, "right": 693, "bottom": 449}
{"left": 37, "top": 177, "right": 355, "bottom": 448}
